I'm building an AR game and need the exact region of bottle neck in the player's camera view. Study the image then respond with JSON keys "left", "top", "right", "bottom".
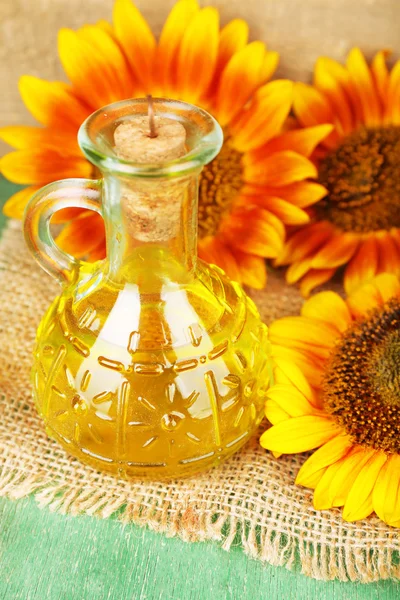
{"left": 102, "top": 171, "right": 199, "bottom": 284}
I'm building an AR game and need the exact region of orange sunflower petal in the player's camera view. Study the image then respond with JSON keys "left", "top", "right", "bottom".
{"left": 387, "top": 59, "right": 400, "bottom": 124}
{"left": 276, "top": 221, "right": 334, "bottom": 266}
{"left": 371, "top": 50, "right": 391, "bottom": 107}
{"left": 242, "top": 181, "right": 328, "bottom": 209}
{"left": 18, "top": 76, "right": 89, "bottom": 131}
{"left": 3, "top": 186, "right": 41, "bottom": 219}
{"left": 58, "top": 27, "right": 133, "bottom": 110}
{"left": 310, "top": 231, "right": 359, "bottom": 269}
{"left": 56, "top": 211, "right": 105, "bottom": 256}
{"left": 343, "top": 235, "right": 379, "bottom": 294}
{"left": 313, "top": 57, "right": 355, "bottom": 135}
{"left": 113, "top": 0, "right": 156, "bottom": 91}
{"left": 204, "top": 18, "right": 249, "bottom": 100}
{"left": 230, "top": 249, "right": 267, "bottom": 289}
{"left": 0, "top": 125, "right": 80, "bottom": 154}
{"left": 175, "top": 7, "right": 219, "bottom": 104}
{"left": 342, "top": 451, "right": 387, "bottom": 522}
{"left": 244, "top": 150, "right": 317, "bottom": 187}
{"left": 230, "top": 81, "right": 293, "bottom": 152}
{"left": 373, "top": 272, "right": 400, "bottom": 303}
{"left": 299, "top": 268, "right": 337, "bottom": 297}
{"left": 220, "top": 206, "right": 284, "bottom": 258}
{"left": 241, "top": 194, "right": 310, "bottom": 226}
{"left": 260, "top": 415, "right": 340, "bottom": 454}
{"left": 285, "top": 257, "right": 313, "bottom": 284}
{"left": 301, "top": 291, "right": 352, "bottom": 333}
{"left": 0, "top": 150, "right": 92, "bottom": 185}
{"left": 252, "top": 124, "right": 333, "bottom": 158}
{"left": 376, "top": 230, "right": 400, "bottom": 276}
{"left": 156, "top": 0, "right": 199, "bottom": 95}
{"left": 198, "top": 236, "right": 241, "bottom": 283}
{"left": 214, "top": 41, "right": 268, "bottom": 126}
{"left": 293, "top": 82, "right": 339, "bottom": 147}
{"left": 346, "top": 47, "right": 382, "bottom": 126}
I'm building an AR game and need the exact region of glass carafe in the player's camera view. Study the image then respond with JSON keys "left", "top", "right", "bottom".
{"left": 24, "top": 99, "right": 271, "bottom": 479}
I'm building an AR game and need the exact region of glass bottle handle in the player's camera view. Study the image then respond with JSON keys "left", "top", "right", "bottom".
{"left": 23, "top": 178, "right": 103, "bottom": 284}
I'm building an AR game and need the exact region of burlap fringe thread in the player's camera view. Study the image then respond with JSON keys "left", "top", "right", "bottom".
{"left": 1, "top": 222, "right": 399, "bottom": 583}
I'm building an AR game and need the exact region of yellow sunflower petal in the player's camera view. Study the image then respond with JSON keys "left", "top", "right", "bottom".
{"left": 372, "top": 454, "right": 400, "bottom": 524}
{"left": 270, "top": 316, "right": 339, "bottom": 350}
{"left": 0, "top": 125, "right": 80, "bottom": 154}
{"left": 313, "top": 458, "right": 349, "bottom": 510}
{"left": 296, "top": 435, "right": 353, "bottom": 490}
{"left": 0, "top": 150, "right": 91, "bottom": 185}
{"left": 18, "top": 76, "right": 89, "bottom": 130}
{"left": 113, "top": 0, "right": 156, "bottom": 90}
{"left": 346, "top": 47, "right": 382, "bottom": 126}
{"left": 373, "top": 272, "right": 400, "bottom": 303}
{"left": 176, "top": 7, "right": 219, "bottom": 103}
{"left": 255, "top": 124, "right": 334, "bottom": 158}
{"left": 299, "top": 268, "right": 337, "bottom": 297}
{"left": 244, "top": 151, "right": 317, "bottom": 187}
{"left": 3, "top": 186, "right": 41, "bottom": 219}
{"left": 56, "top": 211, "right": 105, "bottom": 256}
{"left": 214, "top": 41, "right": 267, "bottom": 126}
{"left": 343, "top": 235, "right": 379, "bottom": 295}
{"left": 342, "top": 451, "right": 387, "bottom": 522}
{"left": 328, "top": 447, "right": 375, "bottom": 507}
{"left": 156, "top": 0, "right": 199, "bottom": 95}
{"left": 301, "top": 291, "right": 352, "bottom": 333}
{"left": 271, "top": 357, "right": 314, "bottom": 400}
{"left": 264, "top": 400, "right": 291, "bottom": 425}
{"left": 198, "top": 236, "right": 241, "bottom": 283}
{"left": 271, "top": 345, "right": 325, "bottom": 391}
{"left": 266, "top": 384, "right": 316, "bottom": 417}
{"left": 260, "top": 415, "right": 340, "bottom": 454}
{"left": 346, "top": 280, "right": 384, "bottom": 319}
{"left": 310, "top": 232, "right": 359, "bottom": 269}
{"left": 231, "top": 249, "right": 267, "bottom": 289}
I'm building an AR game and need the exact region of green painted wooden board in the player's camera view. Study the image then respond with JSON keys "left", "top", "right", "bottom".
{"left": 0, "top": 177, "right": 399, "bottom": 599}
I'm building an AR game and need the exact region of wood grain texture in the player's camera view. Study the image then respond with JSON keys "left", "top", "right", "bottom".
{"left": 0, "top": 179, "right": 400, "bottom": 599}
{"left": 0, "top": 496, "right": 399, "bottom": 600}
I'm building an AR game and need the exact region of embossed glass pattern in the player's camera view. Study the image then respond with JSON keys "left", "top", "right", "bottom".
{"left": 24, "top": 99, "right": 271, "bottom": 478}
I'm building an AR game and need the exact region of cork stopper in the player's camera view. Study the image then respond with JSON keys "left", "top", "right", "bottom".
{"left": 113, "top": 100, "right": 188, "bottom": 243}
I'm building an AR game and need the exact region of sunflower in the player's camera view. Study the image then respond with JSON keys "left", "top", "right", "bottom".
{"left": 275, "top": 48, "right": 400, "bottom": 296}
{"left": 0, "top": 0, "right": 331, "bottom": 288}
{"left": 260, "top": 273, "right": 400, "bottom": 526}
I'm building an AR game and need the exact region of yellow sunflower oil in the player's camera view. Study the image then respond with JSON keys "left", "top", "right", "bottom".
{"left": 24, "top": 98, "right": 271, "bottom": 479}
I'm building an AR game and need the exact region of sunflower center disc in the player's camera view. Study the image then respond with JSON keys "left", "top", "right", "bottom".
{"left": 317, "top": 126, "right": 400, "bottom": 233}
{"left": 323, "top": 298, "right": 400, "bottom": 453}
{"left": 198, "top": 141, "right": 243, "bottom": 238}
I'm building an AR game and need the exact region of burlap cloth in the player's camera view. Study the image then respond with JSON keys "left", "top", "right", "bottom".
{"left": 1, "top": 221, "right": 399, "bottom": 583}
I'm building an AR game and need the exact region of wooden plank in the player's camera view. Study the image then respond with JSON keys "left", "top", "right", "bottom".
{"left": 0, "top": 496, "right": 399, "bottom": 600}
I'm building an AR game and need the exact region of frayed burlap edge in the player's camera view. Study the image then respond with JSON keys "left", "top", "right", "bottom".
{"left": 1, "top": 221, "right": 399, "bottom": 583}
